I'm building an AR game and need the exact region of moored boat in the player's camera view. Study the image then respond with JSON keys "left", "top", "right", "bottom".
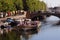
{"left": 17, "top": 19, "right": 41, "bottom": 35}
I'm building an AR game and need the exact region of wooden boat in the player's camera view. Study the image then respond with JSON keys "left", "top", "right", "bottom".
{"left": 17, "top": 20, "right": 41, "bottom": 35}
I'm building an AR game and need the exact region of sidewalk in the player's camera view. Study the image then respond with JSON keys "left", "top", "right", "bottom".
{"left": 0, "top": 15, "right": 26, "bottom": 21}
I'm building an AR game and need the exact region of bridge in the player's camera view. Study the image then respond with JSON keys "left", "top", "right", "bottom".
{"left": 29, "top": 11, "right": 60, "bottom": 20}
{"left": 0, "top": 11, "right": 60, "bottom": 21}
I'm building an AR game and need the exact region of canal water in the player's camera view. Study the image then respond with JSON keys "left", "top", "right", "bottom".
{"left": 1, "top": 15, "right": 60, "bottom": 40}
{"left": 28, "top": 15, "right": 60, "bottom": 40}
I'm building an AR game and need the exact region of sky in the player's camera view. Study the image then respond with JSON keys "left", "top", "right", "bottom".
{"left": 40, "top": 0, "right": 60, "bottom": 7}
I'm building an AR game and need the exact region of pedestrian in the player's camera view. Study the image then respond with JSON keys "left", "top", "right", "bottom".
{"left": 7, "top": 11, "right": 11, "bottom": 16}
{"left": 0, "top": 12, "right": 3, "bottom": 18}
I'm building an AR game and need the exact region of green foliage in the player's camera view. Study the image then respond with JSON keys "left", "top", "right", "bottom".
{"left": 14, "top": 0, "right": 23, "bottom": 10}
{"left": 0, "top": 2, "right": 3, "bottom": 12}
{"left": 0, "top": 0, "right": 16, "bottom": 12}
{"left": 26, "top": 0, "right": 46, "bottom": 12}
{"left": 0, "top": 0, "right": 46, "bottom": 12}
{"left": 0, "top": 31, "right": 20, "bottom": 40}
{"left": 40, "top": 1, "right": 46, "bottom": 11}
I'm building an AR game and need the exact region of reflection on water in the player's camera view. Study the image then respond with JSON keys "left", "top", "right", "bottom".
{"left": 29, "top": 15, "right": 60, "bottom": 40}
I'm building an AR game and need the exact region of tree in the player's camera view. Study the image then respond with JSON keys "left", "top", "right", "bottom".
{"left": 0, "top": 0, "right": 16, "bottom": 12}
{"left": 26, "top": 0, "right": 46, "bottom": 12}
{"left": 0, "top": 0, "right": 46, "bottom": 12}
{"left": 4, "top": 0, "right": 16, "bottom": 11}
{"left": 14, "top": 0, "right": 23, "bottom": 10}
{"left": 0, "top": 0, "right": 8, "bottom": 12}
{"left": 22, "top": 0, "right": 29, "bottom": 11}
{"left": 40, "top": 1, "right": 46, "bottom": 11}
{"left": 0, "top": 1, "right": 3, "bottom": 12}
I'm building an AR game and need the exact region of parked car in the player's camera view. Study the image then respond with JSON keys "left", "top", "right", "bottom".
{"left": 6, "top": 18, "right": 14, "bottom": 23}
